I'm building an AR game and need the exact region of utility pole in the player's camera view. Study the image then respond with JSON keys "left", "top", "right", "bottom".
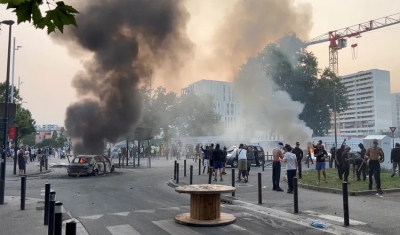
{"left": 333, "top": 89, "right": 338, "bottom": 148}
{"left": 10, "top": 37, "right": 22, "bottom": 103}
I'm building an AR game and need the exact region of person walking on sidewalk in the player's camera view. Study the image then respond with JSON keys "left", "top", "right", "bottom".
{"left": 17, "top": 147, "right": 25, "bottom": 176}
{"left": 391, "top": 143, "right": 400, "bottom": 177}
{"left": 272, "top": 142, "right": 284, "bottom": 192}
{"left": 212, "top": 144, "right": 224, "bottom": 181}
{"left": 283, "top": 145, "right": 297, "bottom": 194}
{"left": 292, "top": 142, "right": 303, "bottom": 179}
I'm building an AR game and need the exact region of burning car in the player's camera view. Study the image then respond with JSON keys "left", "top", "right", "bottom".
{"left": 67, "top": 155, "right": 114, "bottom": 177}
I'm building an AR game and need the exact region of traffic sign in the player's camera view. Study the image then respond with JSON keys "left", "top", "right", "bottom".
{"left": 390, "top": 127, "right": 397, "bottom": 132}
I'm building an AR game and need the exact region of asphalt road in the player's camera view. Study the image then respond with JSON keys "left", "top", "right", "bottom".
{"left": 3, "top": 159, "right": 330, "bottom": 235}
{"left": 3, "top": 158, "right": 399, "bottom": 235}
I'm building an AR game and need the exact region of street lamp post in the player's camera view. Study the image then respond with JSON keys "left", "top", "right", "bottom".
{"left": 0, "top": 20, "right": 15, "bottom": 205}
{"left": 333, "top": 89, "right": 338, "bottom": 149}
{"left": 10, "top": 37, "right": 22, "bottom": 103}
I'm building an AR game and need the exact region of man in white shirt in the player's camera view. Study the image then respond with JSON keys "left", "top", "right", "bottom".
{"left": 233, "top": 144, "right": 248, "bottom": 183}
{"left": 283, "top": 144, "right": 298, "bottom": 194}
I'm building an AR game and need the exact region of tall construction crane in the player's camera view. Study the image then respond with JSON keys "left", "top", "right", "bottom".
{"left": 305, "top": 13, "right": 400, "bottom": 75}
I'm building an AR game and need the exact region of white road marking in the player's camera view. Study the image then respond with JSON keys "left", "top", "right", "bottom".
{"left": 134, "top": 209, "right": 155, "bottom": 213}
{"left": 79, "top": 214, "right": 104, "bottom": 219}
{"left": 108, "top": 212, "right": 130, "bottom": 216}
{"left": 220, "top": 224, "right": 247, "bottom": 231}
{"left": 152, "top": 220, "right": 201, "bottom": 235}
{"left": 230, "top": 200, "right": 376, "bottom": 235}
{"left": 159, "top": 207, "right": 180, "bottom": 211}
{"left": 303, "top": 210, "right": 367, "bottom": 225}
{"left": 107, "top": 224, "right": 141, "bottom": 235}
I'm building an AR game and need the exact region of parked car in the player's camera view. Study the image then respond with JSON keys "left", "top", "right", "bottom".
{"left": 67, "top": 155, "right": 115, "bottom": 177}
{"left": 226, "top": 145, "right": 265, "bottom": 168}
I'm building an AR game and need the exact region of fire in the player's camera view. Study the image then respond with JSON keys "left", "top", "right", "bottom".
{"left": 309, "top": 147, "right": 314, "bottom": 154}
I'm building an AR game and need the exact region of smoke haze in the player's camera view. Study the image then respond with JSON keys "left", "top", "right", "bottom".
{"left": 52, "top": 0, "right": 193, "bottom": 154}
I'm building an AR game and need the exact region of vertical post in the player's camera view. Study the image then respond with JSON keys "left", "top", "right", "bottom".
{"left": 48, "top": 191, "right": 56, "bottom": 235}
{"left": 393, "top": 132, "right": 395, "bottom": 148}
{"left": 262, "top": 157, "right": 265, "bottom": 171}
{"left": 208, "top": 167, "right": 212, "bottom": 184}
{"left": 13, "top": 128, "right": 18, "bottom": 175}
{"left": 232, "top": 169, "right": 235, "bottom": 197}
{"left": 65, "top": 221, "right": 76, "bottom": 235}
{"left": 20, "top": 176, "right": 26, "bottom": 210}
{"left": 10, "top": 37, "right": 15, "bottom": 102}
{"left": 342, "top": 182, "right": 349, "bottom": 226}
{"left": 176, "top": 163, "right": 179, "bottom": 184}
{"left": 138, "top": 140, "right": 140, "bottom": 167}
{"left": 0, "top": 23, "right": 13, "bottom": 205}
{"left": 190, "top": 165, "right": 193, "bottom": 184}
{"left": 293, "top": 177, "right": 298, "bottom": 214}
{"left": 333, "top": 88, "right": 338, "bottom": 150}
{"left": 307, "top": 156, "right": 310, "bottom": 168}
{"left": 45, "top": 157, "right": 48, "bottom": 170}
{"left": 54, "top": 202, "right": 63, "bottom": 235}
{"left": 44, "top": 183, "right": 50, "bottom": 225}
{"left": 148, "top": 155, "right": 151, "bottom": 168}
{"left": 118, "top": 154, "right": 121, "bottom": 167}
{"left": 174, "top": 160, "right": 177, "bottom": 180}
{"left": 198, "top": 159, "right": 201, "bottom": 175}
{"left": 258, "top": 173, "right": 262, "bottom": 204}
{"left": 40, "top": 157, "right": 43, "bottom": 172}
{"left": 126, "top": 138, "right": 129, "bottom": 166}
{"left": 184, "top": 160, "right": 186, "bottom": 177}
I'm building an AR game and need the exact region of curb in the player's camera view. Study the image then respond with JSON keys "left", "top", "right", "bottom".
{"left": 297, "top": 182, "right": 400, "bottom": 196}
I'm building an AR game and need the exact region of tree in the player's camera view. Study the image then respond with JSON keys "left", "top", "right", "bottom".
{"left": 234, "top": 33, "right": 348, "bottom": 136}
{"left": 173, "top": 91, "right": 224, "bottom": 137}
{"left": 21, "top": 132, "right": 35, "bottom": 146}
{"left": 0, "top": 82, "right": 36, "bottom": 141}
{"left": 0, "top": 0, "right": 79, "bottom": 34}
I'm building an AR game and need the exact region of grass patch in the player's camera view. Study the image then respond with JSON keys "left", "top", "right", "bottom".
{"left": 299, "top": 168, "right": 400, "bottom": 191}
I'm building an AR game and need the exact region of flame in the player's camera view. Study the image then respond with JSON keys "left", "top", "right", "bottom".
{"left": 309, "top": 147, "right": 314, "bottom": 154}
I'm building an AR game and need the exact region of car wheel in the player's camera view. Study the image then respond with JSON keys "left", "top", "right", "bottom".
{"left": 232, "top": 159, "right": 238, "bottom": 168}
{"left": 92, "top": 169, "right": 98, "bottom": 176}
{"left": 110, "top": 166, "right": 115, "bottom": 173}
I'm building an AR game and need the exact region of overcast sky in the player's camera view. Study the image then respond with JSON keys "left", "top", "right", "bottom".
{"left": 0, "top": 0, "right": 399, "bottom": 127}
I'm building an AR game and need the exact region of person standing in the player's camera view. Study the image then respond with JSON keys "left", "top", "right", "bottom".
{"left": 233, "top": 144, "right": 247, "bottom": 182}
{"left": 212, "top": 144, "right": 224, "bottom": 181}
{"left": 222, "top": 146, "right": 228, "bottom": 175}
{"left": 315, "top": 143, "right": 328, "bottom": 185}
{"left": 272, "top": 142, "right": 284, "bottom": 191}
{"left": 283, "top": 145, "right": 297, "bottom": 194}
{"left": 391, "top": 143, "right": 400, "bottom": 177}
{"left": 330, "top": 144, "right": 336, "bottom": 168}
{"left": 292, "top": 142, "right": 303, "bottom": 179}
{"left": 201, "top": 145, "right": 210, "bottom": 174}
{"left": 17, "top": 147, "right": 25, "bottom": 176}
{"left": 254, "top": 146, "right": 260, "bottom": 167}
{"left": 354, "top": 143, "right": 367, "bottom": 181}
{"left": 335, "top": 144, "right": 345, "bottom": 180}
{"left": 365, "top": 139, "right": 384, "bottom": 194}
{"left": 342, "top": 146, "right": 351, "bottom": 183}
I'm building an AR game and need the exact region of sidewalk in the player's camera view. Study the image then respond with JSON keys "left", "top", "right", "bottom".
{"left": 0, "top": 196, "right": 88, "bottom": 235}
{"left": 168, "top": 163, "right": 397, "bottom": 235}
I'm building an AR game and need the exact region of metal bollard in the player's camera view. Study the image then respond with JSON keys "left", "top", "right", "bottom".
{"left": 198, "top": 159, "right": 201, "bottom": 175}
{"left": 149, "top": 156, "right": 151, "bottom": 168}
{"left": 54, "top": 202, "right": 63, "bottom": 235}
{"left": 174, "top": 160, "right": 177, "bottom": 180}
{"left": 176, "top": 163, "right": 179, "bottom": 184}
{"left": 190, "top": 165, "right": 193, "bottom": 185}
{"left": 232, "top": 169, "right": 235, "bottom": 197}
{"left": 258, "top": 173, "right": 262, "bottom": 204}
{"left": 208, "top": 167, "right": 212, "bottom": 184}
{"left": 40, "top": 159, "right": 43, "bottom": 172}
{"left": 65, "top": 221, "right": 76, "bottom": 235}
{"left": 262, "top": 158, "right": 265, "bottom": 171}
{"left": 184, "top": 160, "right": 186, "bottom": 177}
{"left": 342, "top": 182, "right": 350, "bottom": 226}
{"left": 20, "top": 176, "right": 26, "bottom": 210}
{"left": 45, "top": 157, "right": 48, "bottom": 170}
{"left": 44, "top": 183, "right": 50, "bottom": 225}
{"left": 293, "top": 177, "right": 299, "bottom": 213}
{"left": 48, "top": 191, "right": 56, "bottom": 235}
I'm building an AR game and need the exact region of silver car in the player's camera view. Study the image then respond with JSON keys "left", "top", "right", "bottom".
{"left": 67, "top": 155, "right": 115, "bottom": 177}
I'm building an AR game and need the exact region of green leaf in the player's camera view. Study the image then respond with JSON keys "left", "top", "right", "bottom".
{"left": 1, "top": 0, "right": 26, "bottom": 5}
{"left": 57, "top": 3, "right": 79, "bottom": 14}
{"left": 31, "top": 0, "right": 42, "bottom": 24}
{"left": 12, "top": 0, "right": 34, "bottom": 24}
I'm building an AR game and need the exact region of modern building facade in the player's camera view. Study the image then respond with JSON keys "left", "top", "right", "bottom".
{"left": 181, "top": 79, "right": 239, "bottom": 130}
{"left": 35, "top": 124, "right": 59, "bottom": 131}
{"left": 336, "top": 69, "right": 392, "bottom": 136}
{"left": 391, "top": 93, "right": 400, "bottom": 131}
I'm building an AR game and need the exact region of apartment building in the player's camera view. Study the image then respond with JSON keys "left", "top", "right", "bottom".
{"left": 391, "top": 93, "right": 400, "bottom": 131}
{"left": 338, "top": 69, "right": 392, "bottom": 136}
{"left": 35, "top": 124, "right": 59, "bottom": 131}
{"left": 181, "top": 79, "right": 239, "bottom": 130}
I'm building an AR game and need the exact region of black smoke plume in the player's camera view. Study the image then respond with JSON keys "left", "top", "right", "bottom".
{"left": 52, "top": 0, "right": 193, "bottom": 154}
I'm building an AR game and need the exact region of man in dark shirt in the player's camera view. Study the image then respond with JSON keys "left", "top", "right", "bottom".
{"left": 18, "top": 147, "right": 25, "bottom": 176}
{"left": 342, "top": 146, "right": 351, "bottom": 183}
{"left": 355, "top": 143, "right": 367, "bottom": 181}
{"left": 335, "top": 144, "right": 345, "bottom": 180}
{"left": 391, "top": 143, "right": 400, "bottom": 177}
{"left": 212, "top": 144, "right": 224, "bottom": 181}
{"left": 292, "top": 142, "right": 303, "bottom": 179}
{"left": 254, "top": 147, "right": 260, "bottom": 167}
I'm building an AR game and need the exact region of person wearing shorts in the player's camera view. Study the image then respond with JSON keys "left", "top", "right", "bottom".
{"left": 314, "top": 143, "right": 327, "bottom": 185}
{"left": 235, "top": 144, "right": 248, "bottom": 183}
